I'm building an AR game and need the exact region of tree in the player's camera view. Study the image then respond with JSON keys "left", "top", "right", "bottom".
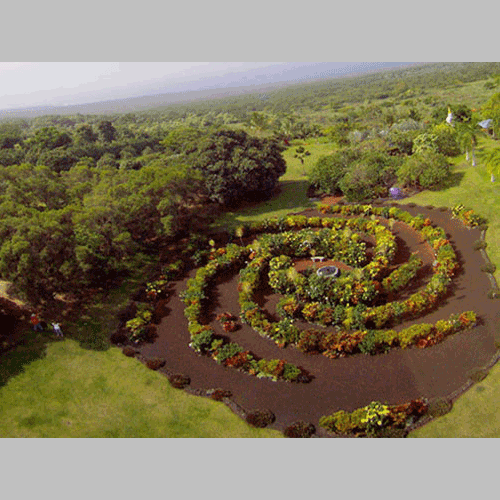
{"left": 160, "top": 126, "right": 205, "bottom": 155}
{"left": 482, "top": 93, "right": 500, "bottom": 139}
{"left": 308, "top": 150, "right": 357, "bottom": 195}
{"left": 24, "top": 126, "right": 72, "bottom": 151}
{"left": 293, "top": 146, "right": 311, "bottom": 174}
{"left": 397, "top": 150, "right": 450, "bottom": 189}
{"left": 0, "top": 207, "right": 78, "bottom": 303}
{"left": 74, "top": 123, "right": 98, "bottom": 144}
{"left": 483, "top": 148, "right": 500, "bottom": 182}
{"left": 97, "top": 120, "right": 117, "bottom": 143}
{"left": 456, "top": 120, "right": 479, "bottom": 166}
{"left": 248, "top": 111, "right": 271, "bottom": 132}
{"left": 188, "top": 129, "right": 286, "bottom": 205}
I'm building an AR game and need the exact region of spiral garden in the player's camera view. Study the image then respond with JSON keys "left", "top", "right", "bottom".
{"left": 129, "top": 202, "right": 499, "bottom": 437}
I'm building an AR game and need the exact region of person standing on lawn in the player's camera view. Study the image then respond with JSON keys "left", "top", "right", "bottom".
{"left": 31, "top": 313, "right": 43, "bottom": 332}
{"left": 52, "top": 322, "right": 63, "bottom": 338}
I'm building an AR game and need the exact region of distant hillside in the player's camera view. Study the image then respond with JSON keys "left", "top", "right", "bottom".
{"left": 1, "top": 62, "right": 499, "bottom": 120}
{"left": 0, "top": 62, "right": 420, "bottom": 120}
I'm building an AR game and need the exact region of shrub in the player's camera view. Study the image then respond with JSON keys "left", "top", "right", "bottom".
{"left": 338, "top": 154, "right": 398, "bottom": 201}
{"left": 397, "top": 150, "right": 450, "bottom": 189}
{"left": 245, "top": 409, "right": 276, "bottom": 428}
{"left": 376, "top": 427, "right": 408, "bottom": 438}
{"left": 428, "top": 398, "right": 453, "bottom": 418}
{"left": 473, "top": 240, "right": 487, "bottom": 250}
{"left": 257, "top": 359, "right": 286, "bottom": 379}
{"left": 215, "top": 342, "right": 243, "bottom": 365}
{"left": 110, "top": 330, "right": 129, "bottom": 345}
{"left": 481, "top": 263, "right": 497, "bottom": 273}
{"left": 413, "top": 124, "right": 460, "bottom": 156}
{"left": 282, "top": 363, "right": 303, "bottom": 382}
{"left": 122, "top": 346, "right": 137, "bottom": 357}
{"left": 207, "top": 388, "right": 232, "bottom": 401}
{"left": 144, "top": 324, "right": 158, "bottom": 341}
{"left": 190, "top": 329, "right": 215, "bottom": 353}
{"left": 308, "top": 153, "right": 349, "bottom": 195}
{"left": 467, "top": 368, "right": 488, "bottom": 383}
{"left": 146, "top": 358, "right": 166, "bottom": 370}
{"left": 168, "top": 373, "right": 191, "bottom": 389}
{"left": 360, "top": 401, "right": 391, "bottom": 436}
{"left": 284, "top": 421, "right": 316, "bottom": 438}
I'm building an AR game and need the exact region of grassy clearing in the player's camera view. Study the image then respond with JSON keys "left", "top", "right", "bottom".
{"left": 0, "top": 339, "right": 282, "bottom": 438}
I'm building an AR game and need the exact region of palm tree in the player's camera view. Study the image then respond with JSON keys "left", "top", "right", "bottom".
{"left": 483, "top": 148, "right": 500, "bottom": 182}
{"left": 456, "top": 120, "right": 479, "bottom": 166}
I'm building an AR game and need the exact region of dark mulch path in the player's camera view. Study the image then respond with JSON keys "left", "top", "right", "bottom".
{"left": 138, "top": 205, "right": 500, "bottom": 434}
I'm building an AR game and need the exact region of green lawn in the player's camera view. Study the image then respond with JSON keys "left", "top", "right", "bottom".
{"left": 0, "top": 339, "right": 282, "bottom": 438}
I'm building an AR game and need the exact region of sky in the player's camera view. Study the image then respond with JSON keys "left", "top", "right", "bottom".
{"left": 0, "top": 62, "right": 414, "bottom": 112}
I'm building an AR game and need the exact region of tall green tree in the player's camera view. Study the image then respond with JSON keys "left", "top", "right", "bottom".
{"left": 483, "top": 148, "right": 500, "bottom": 182}
{"left": 0, "top": 207, "right": 78, "bottom": 302}
{"left": 456, "top": 120, "right": 479, "bottom": 166}
{"left": 97, "top": 120, "right": 117, "bottom": 143}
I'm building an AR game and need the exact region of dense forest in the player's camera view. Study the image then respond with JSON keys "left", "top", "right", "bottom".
{"left": 2, "top": 61, "right": 500, "bottom": 306}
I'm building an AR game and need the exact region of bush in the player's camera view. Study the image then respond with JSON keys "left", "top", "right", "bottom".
{"left": 467, "top": 368, "right": 488, "bottom": 383}
{"left": 168, "top": 373, "right": 191, "bottom": 389}
{"left": 473, "top": 240, "right": 487, "bottom": 250}
{"left": 397, "top": 150, "right": 450, "bottom": 189}
{"left": 376, "top": 427, "right": 408, "bottom": 438}
{"left": 308, "top": 151, "right": 351, "bottom": 195}
{"left": 214, "top": 342, "right": 243, "bottom": 365}
{"left": 428, "top": 398, "right": 453, "bottom": 418}
{"left": 284, "top": 421, "right": 316, "bottom": 438}
{"left": 245, "top": 409, "right": 276, "bottom": 428}
{"left": 110, "top": 330, "right": 129, "bottom": 345}
{"left": 338, "top": 154, "right": 398, "bottom": 201}
{"left": 122, "top": 346, "right": 137, "bottom": 357}
{"left": 412, "top": 124, "right": 460, "bottom": 156}
{"left": 282, "top": 363, "right": 303, "bottom": 382}
{"left": 207, "top": 388, "right": 232, "bottom": 401}
{"left": 190, "top": 329, "right": 215, "bottom": 353}
{"left": 146, "top": 358, "right": 166, "bottom": 370}
{"left": 481, "top": 263, "right": 497, "bottom": 273}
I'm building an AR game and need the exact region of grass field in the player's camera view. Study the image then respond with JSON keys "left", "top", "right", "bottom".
{"left": 0, "top": 339, "right": 282, "bottom": 438}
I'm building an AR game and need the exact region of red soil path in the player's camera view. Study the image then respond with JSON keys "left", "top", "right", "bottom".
{"left": 139, "top": 205, "right": 500, "bottom": 434}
